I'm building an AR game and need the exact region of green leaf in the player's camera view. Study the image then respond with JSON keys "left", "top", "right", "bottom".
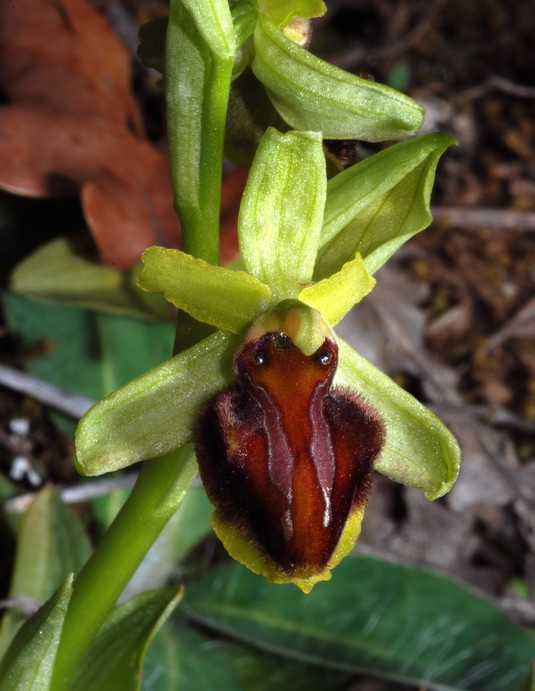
{"left": 258, "top": 0, "right": 326, "bottom": 27}
{"left": 166, "top": 0, "right": 235, "bottom": 260}
{"left": 182, "top": 557, "right": 535, "bottom": 691}
{"left": 298, "top": 253, "right": 375, "bottom": 325}
{"left": 0, "top": 487, "right": 91, "bottom": 657}
{"left": 9, "top": 486, "right": 91, "bottom": 601}
{"left": 316, "top": 133, "right": 457, "bottom": 279}
{"left": 336, "top": 338, "right": 460, "bottom": 500}
{"left": 142, "top": 619, "right": 242, "bottom": 690}
{"left": 9, "top": 237, "right": 168, "bottom": 320}
{"left": 142, "top": 618, "right": 349, "bottom": 691}
{"left": 239, "top": 128, "right": 326, "bottom": 300}
{"left": 137, "top": 247, "right": 271, "bottom": 333}
{"left": 2, "top": 293, "right": 174, "bottom": 402}
{"left": 253, "top": 15, "right": 424, "bottom": 141}
{"left": 71, "top": 588, "right": 182, "bottom": 691}
{"left": 75, "top": 331, "right": 240, "bottom": 475}
{"left": 0, "top": 576, "right": 72, "bottom": 691}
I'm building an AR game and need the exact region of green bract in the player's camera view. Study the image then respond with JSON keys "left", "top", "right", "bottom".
{"left": 76, "top": 128, "right": 460, "bottom": 511}
{"left": 139, "top": 0, "right": 426, "bottom": 173}
{"left": 253, "top": 15, "right": 424, "bottom": 141}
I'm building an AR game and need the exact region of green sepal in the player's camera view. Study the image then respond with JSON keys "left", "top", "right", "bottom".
{"left": 253, "top": 15, "right": 424, "bottom": 141}
{"left": 316, "top": 133, "right": 458, "bottom": 279}
{"left": 75, "top": 331, "right": 240, "bottom": 475}
{"left": 257, "top": 0, "right": 326, "bottom": 27}
{"left": 238, "top": 128, "right": 326, "bottom": 300}
{"left": 137, "top": 247, "right": 271, "bottom": 333}
{"left": 336, "top": 339, "right": 460, "bottom": 500}
{"left": 299, "top": 253, "right": 375, "bottom": 325}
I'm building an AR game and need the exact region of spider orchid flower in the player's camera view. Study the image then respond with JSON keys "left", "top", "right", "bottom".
{"left": 75, "top": 129, "right": 460, "bottom": 592}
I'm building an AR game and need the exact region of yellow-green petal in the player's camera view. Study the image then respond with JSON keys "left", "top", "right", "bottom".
{"left": 137, "top": 247, "right": 271, "bottom": 333}
{"left": 75, "top": 332, "right": 239, "bottom": 475}
{"left": 299, "top": 253, "right": 375, "bottom": 326}
{"left": 336, "top": 339, "right": 460, "bottom": 500}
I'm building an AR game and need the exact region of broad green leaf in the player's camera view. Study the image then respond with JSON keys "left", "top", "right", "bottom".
{"left": 9, "top": 486, "right": 91, "bottom": 600}
{"left": 182, "top": 557, "right": 535, "bottom": 691}
{"left": 75, "top": 331, "right": 239, "bottom": 475}
{"left": 239, "top": 128, "right": 326, "bottom": 300}
{"left": 142, "top": 620, "right": 241, "bottom": 690}
{"left": 0, "top": 487, "right": 91, "bottom": 657}
{"left": 166, "top": 0, "right": 235, "bottom": 258}
{"left": 137, "top": 247, "right": 271, "bottom": 333}
{"left": 0, "top": 576, "right": 72, "bottom": 691}
{"left": 316, "top": 133, "right": 457, "bottom": 279}
{"left": 258, "top": 0, "right": 326, "bottom": 27}
{"left": 142, "top": 618, "right": 349, "bottom": 691}
{"left": 336, "top": 338, "right": 459, "bottom": 500}
{"left": 9, "top": 237, "right": 168, "bottom": 320}
{"left": 253, "top": 16, "right": 424, "bottom": 141}
{"left": 1, "top": 292, "right": 175, "bottom": 434}
{"left": 71, "top": 588, "right": 182, "bottom": 691}
{"left": 298, "top": 253, "right": 375, "bottom": 325}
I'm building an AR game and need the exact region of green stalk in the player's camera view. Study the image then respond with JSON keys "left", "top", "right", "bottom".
{"left": 51, "top": 448, "right": 197, "bottom": 689}
{"left": 166, "top": 0, "right": 235, "bottom": 263}
{"left": 52, "top": 3, "right": 235, "bottom": 686}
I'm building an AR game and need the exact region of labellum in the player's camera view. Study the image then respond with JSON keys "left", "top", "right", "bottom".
{"left": 195, "top": 328, "right": 385, "bottom": 586}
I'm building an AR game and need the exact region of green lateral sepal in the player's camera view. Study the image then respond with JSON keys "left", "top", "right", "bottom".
{"left": 336, "top": 339, "right": 460, "bottom": 500}
{"left": 75, "top": 332, "right": 239, "bottom": 475}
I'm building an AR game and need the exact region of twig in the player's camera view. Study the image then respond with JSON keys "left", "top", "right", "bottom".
{"left": 0, "top": 364, "right": 95, "bottom": 419}
{"left": 457, "top": 76, "right": 535, "bottom": 102}
{"left": 430, "top": 402, "right": 535, "bottom": 434}
{"left": 4, "top": 474, "right": 139, "bottom": 513}
{"left": 432, "top": 206, "right": 535, "bottom": 231}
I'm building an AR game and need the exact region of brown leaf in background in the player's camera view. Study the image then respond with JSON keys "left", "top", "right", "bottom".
{"left": 0, "top": 0, "right": 182, "bottom": 267}
{"left": 0, "top": 0, "right": 142, "bottom": 131}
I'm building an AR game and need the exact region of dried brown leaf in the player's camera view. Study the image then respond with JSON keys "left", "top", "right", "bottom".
{"left": 0, "top": 0, "right": 142, "bottom": 131}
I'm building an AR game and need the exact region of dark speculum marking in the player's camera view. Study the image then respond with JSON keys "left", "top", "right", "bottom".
{"left": 194, "top": 332, "right": 385, "bottom": 575}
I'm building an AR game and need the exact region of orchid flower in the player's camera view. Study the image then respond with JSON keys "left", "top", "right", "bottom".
{"left": 75, "top": 128, "right": 460, "bottom": 592}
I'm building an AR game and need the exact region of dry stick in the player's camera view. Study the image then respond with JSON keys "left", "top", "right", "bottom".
{"left": 431, "top": 206, "right": 535, "bottom": 231}
{"left": 0, "top": 363, "right": 94, "bottom": 419}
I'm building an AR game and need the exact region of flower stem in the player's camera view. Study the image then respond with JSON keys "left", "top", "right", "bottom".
{"left": 52, "top": 3, "right": 234, "bottom": 686}
{"left": 166, "top": 1, "right": 235, "bottom": 264}
{"left": 51, "top": 447, "right": 197, "bottom": 690}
